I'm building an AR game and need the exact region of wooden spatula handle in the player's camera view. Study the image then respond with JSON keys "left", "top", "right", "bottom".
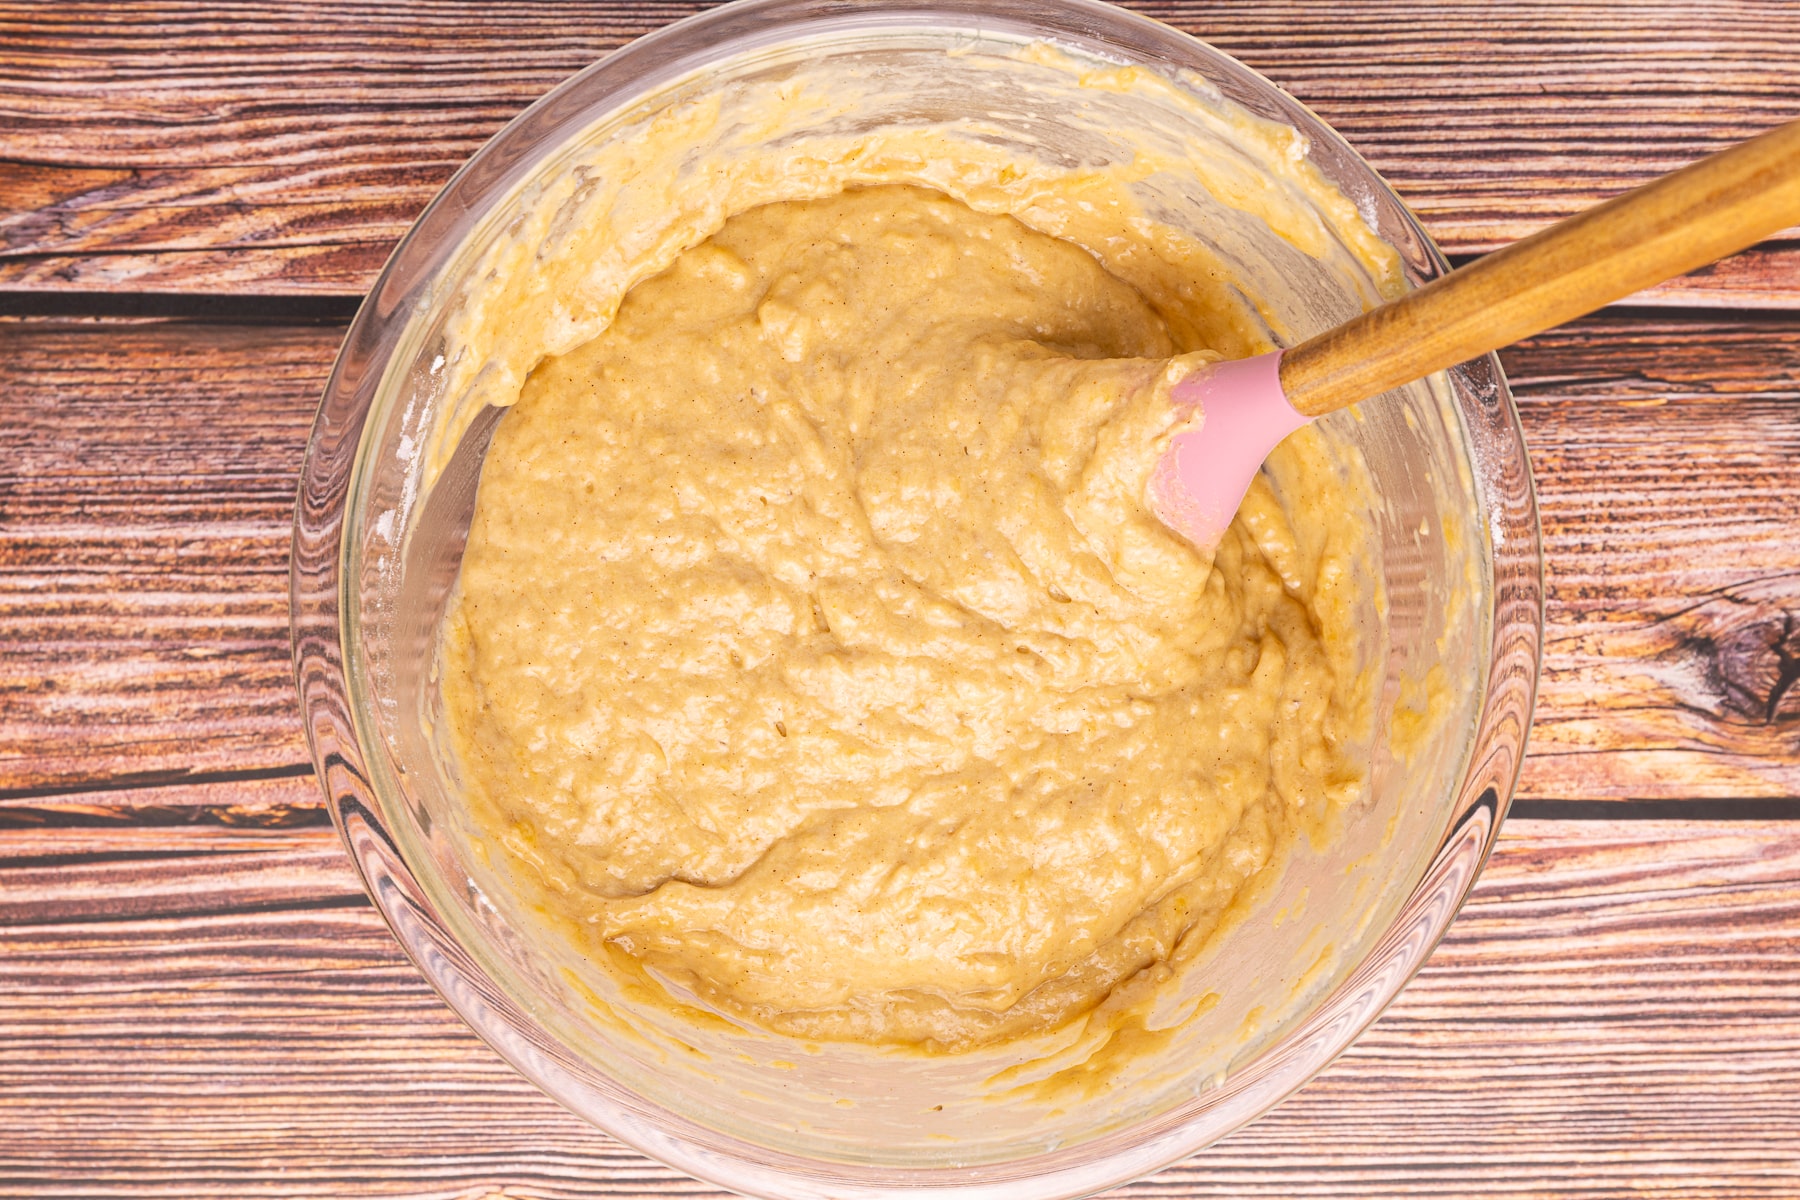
{"left": 1279, "top": 119, "right": 1800, "bottom": 418}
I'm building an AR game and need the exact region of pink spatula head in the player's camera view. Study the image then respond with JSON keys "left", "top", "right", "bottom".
{"left": 1148, "top": 351, "right": 1311, "bottom": 551}
{"left": 1144, "top": 119, "right": 1800, "bottom": 552}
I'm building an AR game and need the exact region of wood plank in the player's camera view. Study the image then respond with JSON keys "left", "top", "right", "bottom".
{"left": 1, "top": 818, "right": 1796, "bottom": 1195}
{"left": 0, "top": 823, "right": 355, "bottom": 926}
{"left": 2, "top": 1, "right": 1797, "bottom": 301}
{"left": 1510, "top": 313, "right": 1800, "bottom": 800}
{"left": 2, "top": 313, "right": 1797, "bottom": 802}
{"left": 0, "top": 320, "right": 331, "bottom": 795}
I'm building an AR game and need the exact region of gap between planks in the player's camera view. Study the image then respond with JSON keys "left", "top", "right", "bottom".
{"left": 6, "top": 288, "right": 1800, "bottom": 330}
{"left": 5, "top": 777, "right": 1800, "bottom": 832}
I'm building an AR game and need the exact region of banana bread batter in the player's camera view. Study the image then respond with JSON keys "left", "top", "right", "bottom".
{"left": 440, "top": 183, "right": 1376, "bottom": 1052}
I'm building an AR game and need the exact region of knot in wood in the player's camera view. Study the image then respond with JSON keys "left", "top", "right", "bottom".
{"left": 1657, "top": 577, "right": 1800, "bottom": 730}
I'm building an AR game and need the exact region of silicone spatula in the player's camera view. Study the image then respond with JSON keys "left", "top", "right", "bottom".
{"left": 1150, "top": 118, "right": 1800, "bottom": 550}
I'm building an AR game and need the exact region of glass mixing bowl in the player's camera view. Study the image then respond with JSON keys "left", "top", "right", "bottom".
{"left": 292, "top": 1, "right": 1542, "bottom": 1195}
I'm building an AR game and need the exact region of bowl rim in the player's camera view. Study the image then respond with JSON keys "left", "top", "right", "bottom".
{"left": 291, "top": 1, "right": 1545, "bottom": 1195}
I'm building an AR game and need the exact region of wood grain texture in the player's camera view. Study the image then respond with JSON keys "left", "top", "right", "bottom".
{"left": 2, "top": 818, "right": 1797, "bottom": 1196}
{"left": 1511, "top": 313, "right": 1800, "bottom": 800}
{"left": 1638, "top": 239, "right": 1800, "bottom": 308}
{"left": 0, "top": 320, "right": 332, "bottom": 796}
{"left": 2, "top": 1, "right": 1797, "bottom": 301}
{"left": 2, "top": 314, "right": 1796, "bottom": 803}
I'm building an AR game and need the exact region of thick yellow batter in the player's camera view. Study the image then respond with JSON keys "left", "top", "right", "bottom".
{"left": 441, "top": 184, "right": 1376, "bottom": 1052}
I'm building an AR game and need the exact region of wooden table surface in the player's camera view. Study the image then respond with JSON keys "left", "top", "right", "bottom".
{"left": 4, "top": 2, "right": 1799, "bottom": 1196}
